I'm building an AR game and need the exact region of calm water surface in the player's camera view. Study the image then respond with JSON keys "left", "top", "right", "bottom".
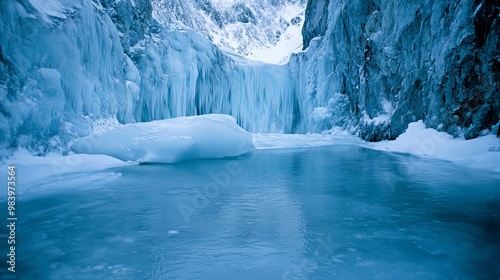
{"left": 2, "top": 145, "right": 500, "bottom": 279}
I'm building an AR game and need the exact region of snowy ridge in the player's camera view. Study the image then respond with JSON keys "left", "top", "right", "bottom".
{"left": 151, "top": 0, "right": 306, "bottom": 64}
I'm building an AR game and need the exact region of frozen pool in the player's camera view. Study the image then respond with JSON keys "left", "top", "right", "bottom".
{"left": 2, "top": 145, "right": 500, "bottom": 279}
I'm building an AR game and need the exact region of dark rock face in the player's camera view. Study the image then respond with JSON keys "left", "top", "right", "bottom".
{"left": 297, "top": 0, "right": 500, "bottom": 140}
{"left": 99, "top": 0, "right": 153, "bottom": 52}
{"left": 301, "top": 0, "right": 330, "bottom": 49}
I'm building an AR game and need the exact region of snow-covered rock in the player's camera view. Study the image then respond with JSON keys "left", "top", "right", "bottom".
{"left": 151, "top": 0, "right": 306, "bottom": 64}
{"left": 71, "top": 114, "right": 254, "bottom": 163}
{"left": 295, "top": 0, "right": 500, "bottom": 141}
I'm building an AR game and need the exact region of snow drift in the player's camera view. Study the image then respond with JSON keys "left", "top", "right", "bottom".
{"left": 71, "top": 114, "right": 254, "bottom": 163}
{"left": 370, "top": 120, "right": 500, "bottom": 172}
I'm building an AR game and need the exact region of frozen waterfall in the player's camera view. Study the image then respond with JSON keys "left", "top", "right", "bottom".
{"left": 1, "top": 0, "right": 498, "bottom": 156}
{"left": 0, "top": 0, "right": 313, "bottom": 155}
{"left": 130, "top": 30, "right": 308, "bottom": 133}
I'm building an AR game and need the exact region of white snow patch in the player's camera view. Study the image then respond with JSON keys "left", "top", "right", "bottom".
{"left": 309, "top": 107, "right": 329, "bottom": 123}
{"left": 381, "top": 99, "right": 392, "bottom": 113}
{"left": 91, "top": 117, "right": 122, "bottom": 134}
{"left": 364, "top": 113, "right": 391, "bottom": 126}
{"left": 210, "top": 0, "right": 237, "bottom": 8}
{"left": 29, "top": 0, "right": 68, "bottom": 22}
{"left": 0, "top": 149, "right": 129, "bottom": 189}
{"left": 246, "top": 4, "right": 305, "bottom": 64}
{"left": 72, "top": 114, "right": 255, "bottom": 163}
{"left": 368, "top": 120, "right": 500, "bottom": 172}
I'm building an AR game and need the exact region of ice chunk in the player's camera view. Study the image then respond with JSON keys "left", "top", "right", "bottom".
{"left": 71, "top": 114, "right": 255, "bottom": 163}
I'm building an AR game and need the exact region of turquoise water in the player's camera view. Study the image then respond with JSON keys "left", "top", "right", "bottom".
{"left": 2, "top": 146, "right": 500, "bottom": 279}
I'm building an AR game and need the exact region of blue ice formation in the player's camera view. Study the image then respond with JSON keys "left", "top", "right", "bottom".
{"left": 0, "top": 0, "right": 498, "bottom": 156}
{"left": 72, "top": 114, "right": 254, "bottom": 163}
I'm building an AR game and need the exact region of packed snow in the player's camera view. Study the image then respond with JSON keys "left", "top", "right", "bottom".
{"left": 253, "top": 121, "right": 500, "bottom": 173}
{"left": 0, "top": 150, "right": 128, "bottom": 190}
{"left": 368, "top": 121, "right": 500, "bottom": 172}
{"left": 71, "top": 114, "right": 255, "bottom": 163}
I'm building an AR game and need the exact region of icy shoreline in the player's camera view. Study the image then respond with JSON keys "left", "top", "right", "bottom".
{"left": 0, "top": 150, "right": 131, "bottom": 192}
{"left": 366, "top": 121, "right": 500, "bottom": 173}
{"left": 2, "top": 121, "right": 499, "bottom": 190}
{"left": 253, "top": 121, "right": 500, "bottom": 173}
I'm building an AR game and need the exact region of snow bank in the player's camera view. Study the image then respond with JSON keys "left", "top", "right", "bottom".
{"left": 369, "top": 121, "right": 500, "bottom": 172}
{"left": 0, "top": 150, "right": 128, "bottom": 189}
{"left": 71, "top": 114, "right": 255, "bottom": 163}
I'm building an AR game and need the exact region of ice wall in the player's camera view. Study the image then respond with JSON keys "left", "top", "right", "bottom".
{"left": 0, "top": 0, "right": 135, "bottom": 155}
{"left": 295, "top": 0, "right": 500, "bottom": 140}
{"left": 0, "top": 0, "right": 309, "bottom": 156}
{"left": 130, "top": 30, "right": 304, "bottom": 133}
{"left": 1, "top": 0, "right": 498, "bottom": 156}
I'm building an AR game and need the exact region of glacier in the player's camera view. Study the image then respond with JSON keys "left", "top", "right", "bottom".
{"left": 0, "top": 0, "right": 499, "bottom": 157}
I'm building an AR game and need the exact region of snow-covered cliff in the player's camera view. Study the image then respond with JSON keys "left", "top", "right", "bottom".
{"left": 152, "top": 0, "right": 306, "bottom": 64}
{"left": 296, "top": 0, "right": 500, "bottom": 140}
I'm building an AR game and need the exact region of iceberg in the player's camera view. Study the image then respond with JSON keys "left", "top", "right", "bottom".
{"left": 71, "top": 114, "right": 254, "bottom": 163}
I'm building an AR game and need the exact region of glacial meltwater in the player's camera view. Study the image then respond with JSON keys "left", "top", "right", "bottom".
{"left": 2, "top": 145, "right": 500, "bottom": 280}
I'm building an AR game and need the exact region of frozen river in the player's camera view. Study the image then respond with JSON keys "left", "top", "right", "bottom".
{"left": 4, "top": 145, "right": 500, "bottom": 279}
